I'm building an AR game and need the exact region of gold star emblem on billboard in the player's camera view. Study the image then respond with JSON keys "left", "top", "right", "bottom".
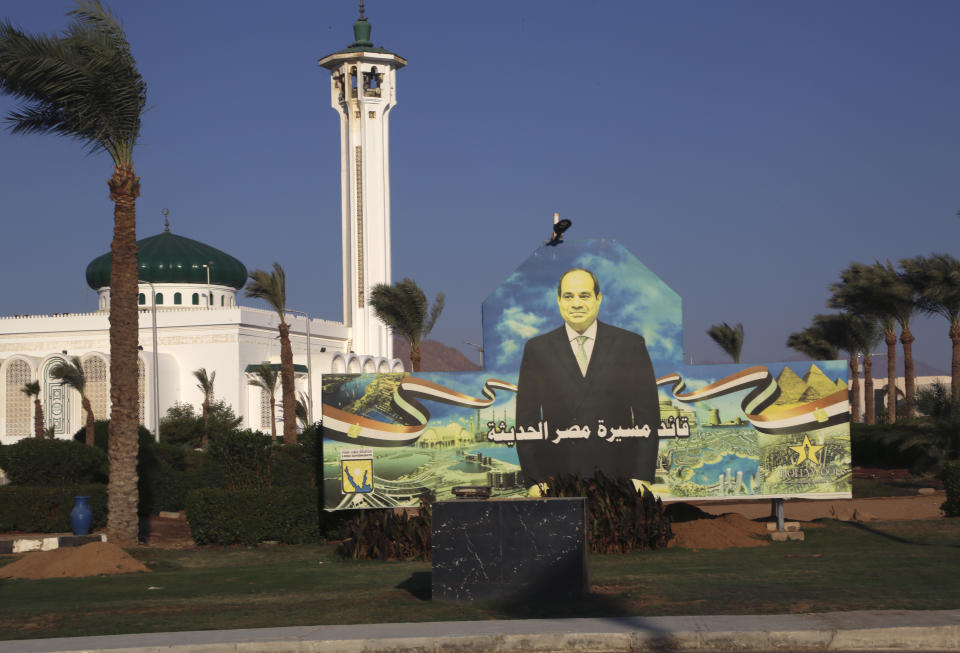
{"left": 790, "top": 434, "right": 824, "bottom": 465}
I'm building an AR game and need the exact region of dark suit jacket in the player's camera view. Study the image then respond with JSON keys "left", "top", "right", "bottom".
{"left": 515, "top": 321, "right": 660, "bottom": 485}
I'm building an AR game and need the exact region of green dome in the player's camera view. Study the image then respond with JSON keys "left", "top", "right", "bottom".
{"left": 85, "top": 229, "right": 248, "bottom": 290}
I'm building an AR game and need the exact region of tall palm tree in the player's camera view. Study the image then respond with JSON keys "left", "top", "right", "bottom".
{"left": 20, "top": 381, "right": 44, "bottom": 439}
{"left": 0, "top": 1, "right": 147, "bottom": 546}
{"left": 193, "top": 368, "right": 215, "bottom": 448}
{"left": 245, "top": 263, "right": 296, "bottom": 445}
{"left": 50, "top": 356, "right": 96, "bottom": 446}
{"left": 786, "top": 325, "right": 838, "bottom": 361}
{"left": 369, "top": 278, "right": 445, "bottom": 372}
{"left": 829, "top": 262, "right": 913, "bottom": 422}
{"left": 902, "top": 253, "right": 960, "bottom": 403}
{"left": 706, "top": 322, "right": 744, "bottom": 364}
{"left": 248, "top": 363, "right": 279, "bottom": 439}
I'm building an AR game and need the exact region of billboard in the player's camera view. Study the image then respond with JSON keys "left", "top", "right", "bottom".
{"left": 321, "top": 240, "right": 851, "bottom": 509}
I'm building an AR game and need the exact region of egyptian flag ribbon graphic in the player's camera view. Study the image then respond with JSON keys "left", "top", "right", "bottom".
{"left": 322, "top": 376, "right": 518, "bottom": 447}
{"left": 656, "top": 365, "right": 850, "bottom": 435}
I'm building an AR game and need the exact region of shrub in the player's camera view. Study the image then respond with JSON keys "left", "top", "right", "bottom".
{"left": 271, "top": 443, "right": 316, "bottom": 487}
{"left": 0, "top": 438, "right": 107, "bottom": 485}
{"left": 541, "top": 472, "right": 673, "bottom": 553}
{"left": 185, "top": 487, "right": 320, "bottom": 545}
{"left": 337, "top": 500, "right": 432, "bottom": 561}
{"left": 0, "top": 484, "right": 107, "bottom": 532}
{"left": 161, "top": 400, "right": 242, "bottom": 449}
{"left": 200, "top": 430, "right": 274, "bottom": 490}
{"left": 942, "top": 461, "right": 960, "bottom": 517}
{"left": 138, "top": 442, "right": 202, "bottom": 515}
{"left": 72, "top": 419, "right": 155, "bottom": 451}
{"left": 850, "top": 423, "right": 923, "bottom": 469}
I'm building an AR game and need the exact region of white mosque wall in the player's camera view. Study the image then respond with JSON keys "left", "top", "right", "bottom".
{"left": 0, "top": 305, "right": 401, "bottom": 443}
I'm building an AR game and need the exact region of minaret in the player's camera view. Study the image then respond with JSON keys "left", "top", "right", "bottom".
{"left": 319, "top": 2, "right": 406, "bottom": 360}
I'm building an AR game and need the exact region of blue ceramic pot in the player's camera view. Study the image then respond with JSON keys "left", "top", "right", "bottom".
{"left": 70, "top": 495, "right": 92, "bottom": 536}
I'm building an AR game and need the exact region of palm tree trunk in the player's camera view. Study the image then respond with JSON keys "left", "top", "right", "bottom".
{"left": 863, "top": 354, "right": 875, "bottom": 425}
{"left": 885, "top": 330, "right": 897, "bottom": 423}
{"left": 82, "top": 396, "right": 95, "bottom": 447}
{"left": 269, "top": 397, "right": 277, "bottom": 439}
{"left": 901, "top": 326, "right": 916, "bottom": 419}
{"left": 848, "top": 355, "right": 860, "bottom": 424}
{"left": 106, "top": 165, "right": 141, "bottom": 547}
{"left": 411, "top": 344, "right": 422, "bottom": 372}
{"left": 34, "top": 399, "right": 44, "bottom": 439}
{"left": 202, "top": 398, "right": 209, "bottom": 448}
{"left": 278, "top": 321, "right": 297, "bottom": 445}
{"left": 951, "top": 321, "right": 960, "bottom": 404}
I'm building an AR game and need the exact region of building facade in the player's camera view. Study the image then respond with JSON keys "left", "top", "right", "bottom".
{"left": 0, "top": 9, "right": 405, "bottom": 443}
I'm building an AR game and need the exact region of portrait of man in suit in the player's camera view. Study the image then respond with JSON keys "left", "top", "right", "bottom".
{"left": 514, "top": 267, "right": 660, "bottom": 488}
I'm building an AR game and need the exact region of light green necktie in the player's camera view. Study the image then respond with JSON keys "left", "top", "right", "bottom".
{"left": 575, "top": 335, "right": 589, "bottom": 376}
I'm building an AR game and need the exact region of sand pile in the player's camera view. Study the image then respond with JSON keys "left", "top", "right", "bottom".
{"left": 668, "top": 513, "right": 770, "bottom": 550}
{"left": 0, "top": 542, "right": 150, "bottom": 579}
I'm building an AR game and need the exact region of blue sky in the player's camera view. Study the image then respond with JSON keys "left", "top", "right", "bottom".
{"left": 2, "top": 1, "right": 959, "bottom": 373}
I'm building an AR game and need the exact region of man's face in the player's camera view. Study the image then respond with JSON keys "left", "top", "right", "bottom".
{"left": 557, "top": 270, "right": 602, "bottom": 333}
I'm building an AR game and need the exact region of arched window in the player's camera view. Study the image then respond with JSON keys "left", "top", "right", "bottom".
{"left": 220, "top": 295, "right": 224, "bottom": 306}
{"left": 155, "top": 293, "right": 164, "bottom": 305}
{"left": 83, "top": 356, "right": 108, "bottom": 423}
{"left": 4, "top": 360, "right": 32, "bottom": 436}
{"left": 174, "top": 292, "right": 182, "bottom": 305}
{"left": 138, "top": 293, "right": 145, "bottom": 305}
{"left": 192, "top": 293, "right": 199, "bottom": 305}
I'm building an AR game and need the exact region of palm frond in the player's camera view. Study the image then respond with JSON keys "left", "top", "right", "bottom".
{"left": 786, "top": 326, "right": 838, "bottom": 360}
{"left": 422, "top": 291, "right": 445, "bottom": 340}
{"left": 706, "top": 322, "right": 743, "bottom": 363}
{"left": 245, "top": 263, "right": 286, "bottom": 319}
{"left": 193, "top": 367, "right": 215, "bottom": 395}
{"left": 247, "top": 363, "right": 278, "bottom": 394}
{"left": 21, "top": 380, "right": 40, "bottom": 397}
{"left": 49, "top": 355, "right": 86, "bottom": 394}
{"left": 0, "top": 0, "right": 145, "bottom": 165}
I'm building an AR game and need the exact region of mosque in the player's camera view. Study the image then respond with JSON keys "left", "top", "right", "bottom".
{"left": 0, "top": 9, "right": 405, "bottom": 442}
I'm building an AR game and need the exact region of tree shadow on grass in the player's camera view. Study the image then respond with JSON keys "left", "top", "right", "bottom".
{"left": 395, "top": 569, "right": 682, "bottom": 651}
{"left": 839, "top": 519, "right": 960, "bottom": 548}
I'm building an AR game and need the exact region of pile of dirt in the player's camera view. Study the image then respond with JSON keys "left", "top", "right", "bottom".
{"left": 668, "top": 513, "right": 770, "bottom": 550}
{"left": 0, "top": 542, "right": 150, "bottom": 579}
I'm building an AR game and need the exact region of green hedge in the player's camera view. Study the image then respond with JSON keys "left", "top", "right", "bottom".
{"left": 942, "top": 461, "right": 960, "bottom": 517}
{"left": 0, "top": 484, "right": 107, "bottom": 532}
{"left": 850, "top": 423, "right": 923, "bottom": 469}
{"left": 0, "top": 438, "right": 107, "bottom": 485}
{"left": 185, "top": 487, "right": 321, "bottom": 545}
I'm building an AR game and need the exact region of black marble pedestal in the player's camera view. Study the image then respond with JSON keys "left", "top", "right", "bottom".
{"left": 431, "top": 497, "right": 588, "bottom": 602}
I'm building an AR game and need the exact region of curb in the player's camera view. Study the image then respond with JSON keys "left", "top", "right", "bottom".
{"left": 0, "top": 533, "right": 105, "bottom": 555}
{"left": 1, "top": 610, "right": 959, "bottom": 653}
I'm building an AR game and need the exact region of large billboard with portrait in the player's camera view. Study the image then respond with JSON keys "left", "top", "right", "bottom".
{"left": 321, "top": 240, "right": 852, "bottom": 510}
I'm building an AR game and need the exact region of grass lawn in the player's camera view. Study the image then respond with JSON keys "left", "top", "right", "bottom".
{"left": 1, "top": 518, "right": 958, "bottom": 641}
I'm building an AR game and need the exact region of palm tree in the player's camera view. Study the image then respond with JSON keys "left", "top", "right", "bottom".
{"left": 810, "top": 313, "right": 870, "bottom": 423}
{"left": 50, "top": 357, "right": 96, "bottom": 446}
{"left": 0, "top": 1, "right": 147, "bottom": 546}
{"left": 20, "top": 381, "right": 44, "bottom": 439}
{"left": 295, "top": 392, "right": 309, "bottom": 431}
{"left": 829, "top": 262, "right": 914, "bottom": 422}
{"left": 902, "top": 254, "right": 960, "bottom": 403}
{"left": 786, "top": 325, "right": 839, "bottom": 361}
{"left": 245, "top": 263, "right": 296, "bottom": 445}
{"left": 706, "top": 322, "right": 744, "bottom": 364}
{"left": 369, "top": 278, "right": 445, "bottom": 372}
{"left": 193, "top": 368, "right": 216, "bottom": 448}
{"left": 248, "top": 363, "right": 279, "bottom": 439}
{"left": 857, "top": 317, "right": 883, "bottom": 425}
